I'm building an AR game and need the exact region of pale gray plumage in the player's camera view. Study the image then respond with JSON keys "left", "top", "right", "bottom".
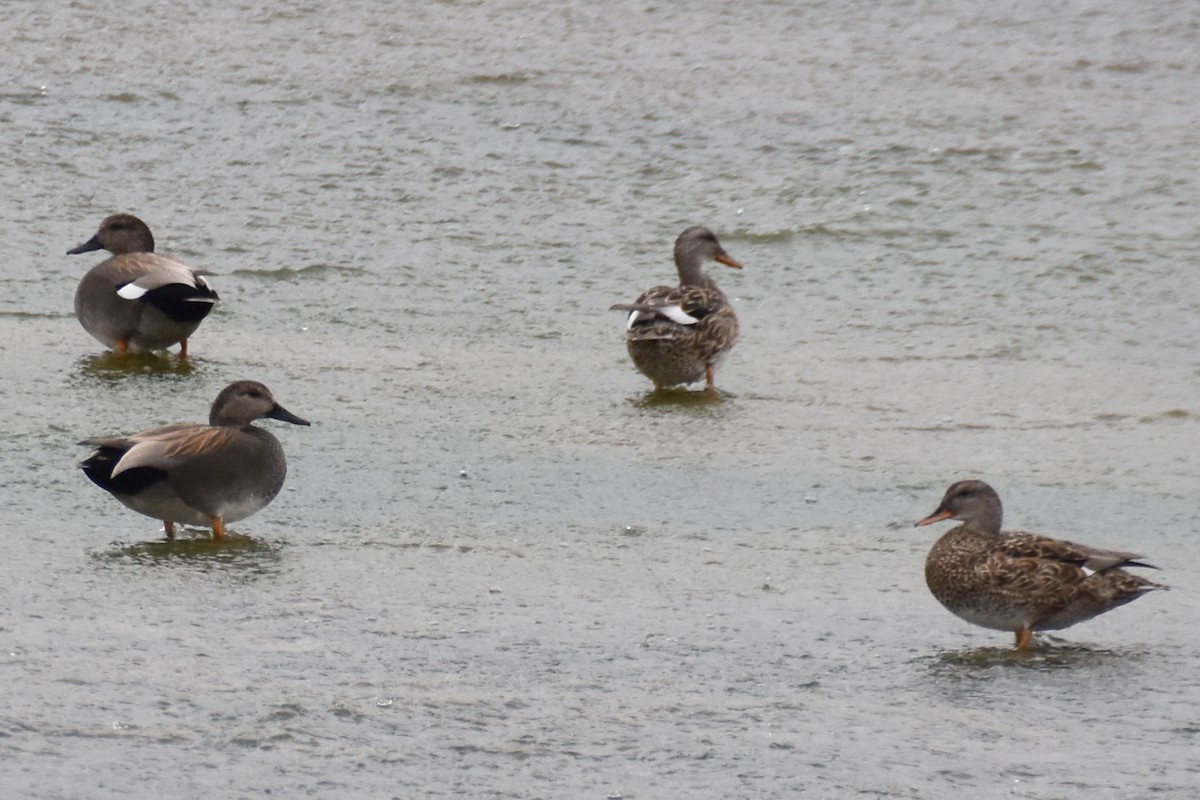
{"left": 80, "top": 381, "right": 309, "bottom": 539}
{"left": 70, "top": 213, "right": 218, "bottom": 355}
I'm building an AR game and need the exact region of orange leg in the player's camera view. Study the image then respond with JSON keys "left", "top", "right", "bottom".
{"left": 1015, "top": 628, "right": 1033, "bottom": 650}
{"left": 179, "top": 338, "right": 189, "bottom": 358}
{"left": 211, "top": 517, "right": 225, "bottom": 540}
{"left": 164, "top": 520, "right": 176, "bottom": 540}
{"left": 705, "top": 364, "right": 716, "bottom": 394}
{"left": 117, "top": 339, "right": 128, "bottom": 355}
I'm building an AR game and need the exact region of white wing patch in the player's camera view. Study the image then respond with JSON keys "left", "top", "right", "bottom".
{"left": 659, "top": 305, "right": 700, "bottom": 325}
{"left": 627, "top": 305, "right": 699, "bottom": 330}
{"left": 117, "top": 283, "right": 148, "bottom": 300}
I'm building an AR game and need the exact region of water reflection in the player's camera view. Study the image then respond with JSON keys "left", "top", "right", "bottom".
{"left": 90, "top": 533, "right": 284, "bottom": 576}
{"left": 921, "top": 638, "right": 1132, "bottom": 672}
{"left": 631, "top": 387, "right": 734, "bottom": 409}
{"left": 74, "top": 351, "right": 201, "bottom": 381}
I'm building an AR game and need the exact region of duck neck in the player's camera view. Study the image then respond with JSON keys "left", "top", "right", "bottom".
{"left": 966, "top": 497, "right": 1004, "bottom": 535}
{"left": 675, "top": 257, "right": 715, "bottom": 289}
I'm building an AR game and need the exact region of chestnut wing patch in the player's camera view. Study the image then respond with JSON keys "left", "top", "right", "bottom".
{"left": 110, "top": 425, "right": 235, "bottom": 476}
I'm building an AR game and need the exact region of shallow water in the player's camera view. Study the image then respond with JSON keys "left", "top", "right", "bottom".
{"left": 3, "top": 1, "right": 1199, "bottom": 797}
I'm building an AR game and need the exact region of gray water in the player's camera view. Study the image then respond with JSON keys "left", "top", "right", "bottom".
{"left": 3, "top": 1, "right": 1199, "bottom": 797}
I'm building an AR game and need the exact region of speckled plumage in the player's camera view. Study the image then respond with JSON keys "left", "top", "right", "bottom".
{"left": 70, "top": 213, "right": 218, "bottom": 355}
{"left": 915, "top": 480, "right": 1165, "bottom": 649}
{"left": 80, "top": 381, "right": 310, "bottom": 540}
{"left": 611, "top": 226, "right": 742, "bottom": 392}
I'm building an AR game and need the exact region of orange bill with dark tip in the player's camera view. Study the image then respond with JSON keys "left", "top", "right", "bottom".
{"left": 715, "top": 254, "right": 743, "bottom": 270}
{"left": 915, "top": 508, "right": 955, "bottom": 527}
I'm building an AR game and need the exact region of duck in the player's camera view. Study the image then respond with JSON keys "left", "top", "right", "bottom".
{"left": 80, "top": 381, "right": 310, "bottom": 540}
{"left": 610, "top": 226, "right": 742, "bottom": 393}
{"left": 914, "top": 479, "right": 1166, "bottom": 649}
{"left": 69, "top": 213, "right": 219, "bottom": 356}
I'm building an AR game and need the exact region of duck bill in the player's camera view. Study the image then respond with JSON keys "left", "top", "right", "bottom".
{"left": 914, "top": 508, "right": 954, "bottom": 527}
{"left": 268, "top": 404, "right": 311, "bottom": 426}
{"left": 715, "top": 253, "right": 743, "bottom": 270}
{"left": 67, "top": 236, "right": 104, "bottom": 255}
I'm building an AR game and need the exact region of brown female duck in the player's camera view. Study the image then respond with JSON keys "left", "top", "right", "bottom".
{"left": 611, "top": 226, "right": 742, "bottom": 393}
{"left": 915, "top": 480, "right": 1165, "bottom": 649}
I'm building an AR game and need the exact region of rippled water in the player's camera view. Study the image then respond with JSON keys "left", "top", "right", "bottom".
{"left": 3, "top": 1, "right": 1199, "bottom": 797}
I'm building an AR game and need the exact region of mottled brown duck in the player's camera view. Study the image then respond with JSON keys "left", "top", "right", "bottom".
{"left": 610, "top": 226, "right": 742, "bottom": 393}
{"left": 915, "top": 479, "right": 1165, "bottom": 649}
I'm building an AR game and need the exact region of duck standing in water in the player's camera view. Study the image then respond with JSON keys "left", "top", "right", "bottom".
{"left": 80, "top": 381, "right": 310, "bottom": 540}
{"left": 611, "top": 226, "right": 742, "bottom": 394}
{"left": 69, "top": 213, "right": 219, "bottom": 356}
{"left": 915, "top": 479, "right": 1166, "bottom": 649}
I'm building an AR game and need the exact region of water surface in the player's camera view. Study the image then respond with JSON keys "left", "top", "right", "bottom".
{"left": 2, "top": 1, "right": 1198, "bottom": 797}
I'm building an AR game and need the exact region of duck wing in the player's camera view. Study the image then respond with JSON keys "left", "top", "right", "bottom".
{"left": 82, "top": 425, "right": 237, "bottom": 476}
{"left": 112, "top": 254, "right": 219, "bottom": 322}
{"left": 613, "top": 285, "right": 731, "bottom": 329}
{"left": 996, "top": 531, "right": 1156, "bottom": 573}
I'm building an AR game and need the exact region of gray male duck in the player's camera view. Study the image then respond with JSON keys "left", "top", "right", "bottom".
{"left": 69, "top": 213, "right": 218, "bottom": 355}
{"left": 80, "top": 381, "right": 310, "bottom": 540}
{"left": 915, "top": 479, "right": 1166, "bottom": 649}
{"left": 611, "top": 226, "right": 742, "bottom": 393}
